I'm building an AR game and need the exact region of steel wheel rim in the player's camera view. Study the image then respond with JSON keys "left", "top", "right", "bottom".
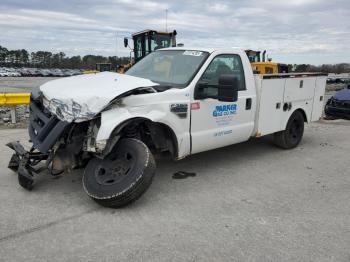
{"left": 94, "top": 151, "right": 135, "bottom": 186}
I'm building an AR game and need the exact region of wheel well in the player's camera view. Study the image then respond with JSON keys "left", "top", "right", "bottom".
{"left": 295, "top": 108, "right": 308, "bottom": 122}
{"left": 106, "top": 118, "right": 178, "bottom": 159}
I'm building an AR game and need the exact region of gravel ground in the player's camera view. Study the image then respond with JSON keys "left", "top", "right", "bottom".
{"left": 0, "top": 121, "right": 349, "bottom": 262}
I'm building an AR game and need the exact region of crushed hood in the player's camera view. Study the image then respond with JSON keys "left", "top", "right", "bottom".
{"left": 40, "top": 72, "right": 158, "bottom": 122}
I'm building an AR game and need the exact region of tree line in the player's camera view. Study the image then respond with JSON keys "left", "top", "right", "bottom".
{"left": 0, "top": 45, "right": 130, "bottom": 70}
{"left": 291, "top": 63, "right": 350, "bottom": 74}
{"left": 0, "top": 45, "right": 349, "bottom": 73}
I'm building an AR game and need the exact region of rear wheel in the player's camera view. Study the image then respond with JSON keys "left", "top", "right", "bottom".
{"left": 274, "top": 111, "right": 305, "bottom": 149}
{"left": 83, "top": 138, "right": 156, "bottom": 208}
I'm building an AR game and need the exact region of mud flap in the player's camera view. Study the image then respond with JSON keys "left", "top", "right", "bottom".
{"left": 6, "top": 142, "right": 48, "bottom": 190}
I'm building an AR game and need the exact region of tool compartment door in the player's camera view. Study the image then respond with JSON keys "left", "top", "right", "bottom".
{"left": 283, "top": 77, "right": 316, "bottom": 124}
{"left": 257, "top": 78, "right": 286, "bottom": 136}
{"left": 311, "top": 76, "right": 327, "bottom": 121}
{"left": 284, "top": 77, "right": 316, "bottom": 102}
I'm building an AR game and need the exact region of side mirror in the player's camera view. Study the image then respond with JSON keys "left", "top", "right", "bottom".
{"left": 194, "top": 81, "right": 208, "bottom": 100}
{"left": 218, "top": 75, "right": 239, "bottom": 102}
{"left": 124, "top": 38, "right": 128, "bottom": 48}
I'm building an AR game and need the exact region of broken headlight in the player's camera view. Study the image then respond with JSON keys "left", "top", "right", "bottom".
{"left": 43, "top": 97, "right": 94, "bottom": 122}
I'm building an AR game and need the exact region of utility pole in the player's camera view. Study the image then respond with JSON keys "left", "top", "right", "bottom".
{"left": 116, "top": 32, "right": 118, "bottom": 58}
{"left": 165, "top": 9, "right": 168, "bottom": 32}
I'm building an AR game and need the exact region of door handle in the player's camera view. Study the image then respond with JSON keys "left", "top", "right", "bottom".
{"left": 246, "top": 98, "right": 252, "bottom": 110}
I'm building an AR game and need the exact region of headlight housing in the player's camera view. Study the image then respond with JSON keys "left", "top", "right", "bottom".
{"left": 42, "top": 97, "right": 95, "bottom": 122}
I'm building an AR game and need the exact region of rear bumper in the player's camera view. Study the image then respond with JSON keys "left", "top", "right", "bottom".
{"left": 325, "top": 105, "right": 350, "bottom": 119}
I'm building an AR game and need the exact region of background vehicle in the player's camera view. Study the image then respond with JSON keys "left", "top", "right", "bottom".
{"left": 7, "top": 48, "right": 326, "bottom": 208}
{"left": 245, "top": 49, "right": 289, "bottom": 74}
{"left": 325, "top": 84, "right": 350, "bottom": 119}
{"left": 119, "top": 29, "right": 177, "bottom": 72}
{"left": 96, "top": 63, "right": 112, "bottom": 72}
{"left": 0, "top": 67, "right": 21, "bottom": 76}
{"left": 0, "top": 68, "right": 8, "bottom": 76}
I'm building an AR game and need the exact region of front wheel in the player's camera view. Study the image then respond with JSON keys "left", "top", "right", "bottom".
{"left": 274, "top": 111, "right": 305, "bottom": 149}
{"left": 83, "top": 138, "right": 156, "bottom": 208}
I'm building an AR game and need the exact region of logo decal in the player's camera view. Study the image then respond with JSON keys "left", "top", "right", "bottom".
{"left": 170, "top": 103, "right": 188, "bottom": 118}
{"left": 213, "top": 104, "right": 237, "bottom": 117}
{"left": 212, "top": 104, "right": 237, "bottom": 127}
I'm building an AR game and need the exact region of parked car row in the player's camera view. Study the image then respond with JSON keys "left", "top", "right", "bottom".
{"left": 0, "top": 67, "right": 21, "bottom": 77}
{"left": 0, "top": 67, "right": 83, "bottom": 77}
{"left": 327, "top": 77, "right": 350, "bottom": 84}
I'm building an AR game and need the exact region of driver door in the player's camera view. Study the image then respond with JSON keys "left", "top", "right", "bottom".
{"left": 190, "top": 54, "right": 255, "bottom": 154}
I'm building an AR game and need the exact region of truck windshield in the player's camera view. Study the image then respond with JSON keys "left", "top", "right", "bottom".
{"left": 126, "top": 50, "right": 209, "bottom": 87}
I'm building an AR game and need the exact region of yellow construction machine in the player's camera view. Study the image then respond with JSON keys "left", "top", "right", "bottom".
{"left": 245, "top": 50, "right": 288, "bottom": 74}
{"left": 119, "top": 29, "right": 177, "bottom": 73}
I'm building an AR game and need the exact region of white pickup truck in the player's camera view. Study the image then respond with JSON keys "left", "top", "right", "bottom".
{"left": 7, "top": 47, "right": 326, "bottom": 207}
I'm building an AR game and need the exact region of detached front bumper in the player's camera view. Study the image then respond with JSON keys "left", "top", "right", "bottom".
{"left": 6, "top": 142, "right": 48, "bottom": 190}
{"left": 6, "top": 92, "right": 71, "bottom": 189}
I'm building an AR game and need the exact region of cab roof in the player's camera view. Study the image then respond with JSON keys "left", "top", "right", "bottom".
{"left": 132, "top": 29, "right": 176, "bottom": 37}
{"left": 160, "top": 47, "right": 243, "bottom": 54}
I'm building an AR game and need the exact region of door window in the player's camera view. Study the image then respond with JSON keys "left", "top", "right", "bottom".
{"left": 150, "top": 35, "right": 171, "bottom": 51}
{"left": 134, "top": 36, "right": 143, "bottom": 61}
{"left": 197, "top": 54, "right": 246, "bottom": 98}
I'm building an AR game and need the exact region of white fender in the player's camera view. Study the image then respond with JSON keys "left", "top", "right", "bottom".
{"left": 96, "top": 90, "right": 191, "bottom": 158}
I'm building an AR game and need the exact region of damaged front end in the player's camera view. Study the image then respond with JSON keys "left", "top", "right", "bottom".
{"left": 6, "top": 72, "right": 161, "bottom": 191}
{"left": 6, "top": 91, "right": 93, "bottom": 189}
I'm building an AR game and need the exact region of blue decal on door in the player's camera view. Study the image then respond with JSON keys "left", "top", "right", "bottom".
{"left": 212, "top": 104, "right": 237, "bottom": 126}
{"left": 213, "top": 104, "right": 237, "bottom": 117}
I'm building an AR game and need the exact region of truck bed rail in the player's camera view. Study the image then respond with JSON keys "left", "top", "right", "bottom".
{"left": 262, "top": 73, "right": 327, "bottom": 79}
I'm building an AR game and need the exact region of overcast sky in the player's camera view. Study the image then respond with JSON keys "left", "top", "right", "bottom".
{"left": 0, "top": 0, "right": 349, "bottom": 64}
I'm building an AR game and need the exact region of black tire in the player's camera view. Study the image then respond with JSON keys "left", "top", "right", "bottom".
{"left": 324, "top": 114, "right": 336, "bottom": 120}
{"left": 83, "top": 138, "right": 156, "bottom": 208}
{"left": 274, "top": 110, "right": 305, "bottom": 149}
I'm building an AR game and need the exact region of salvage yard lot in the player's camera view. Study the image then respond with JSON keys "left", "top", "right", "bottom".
{"left": 0, "top": 76, "right": 60, "bottom": 93}
{"left": 0, "top": 121, "right": 349, "bottom": 262}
